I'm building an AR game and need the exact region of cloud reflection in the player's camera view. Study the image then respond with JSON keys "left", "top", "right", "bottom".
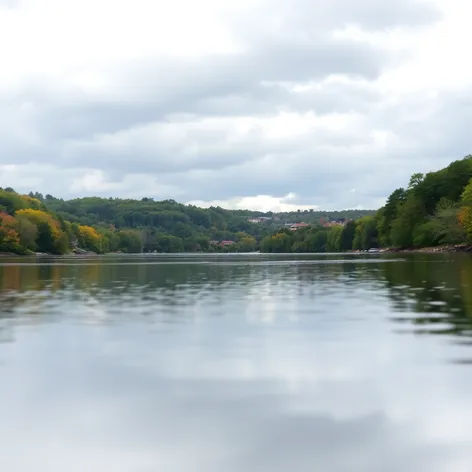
{"left": 1, "top": 254, "right": 472, "bottom": 471}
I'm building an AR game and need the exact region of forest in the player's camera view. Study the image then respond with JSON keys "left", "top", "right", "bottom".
{"left": 0, "top": 190, "right": 143, "bottom": 255}
{"left": 2, "top": 154, "right": 472, "bottom": 255}
{"left": 0, "top": 187, "right": 373, "bottom": 255}
{"left": 261, "top": 154, "right": 472, "bottom": 253}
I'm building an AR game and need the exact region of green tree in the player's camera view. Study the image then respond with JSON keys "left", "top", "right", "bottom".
{"left": 376, "top": 188, "right": 407, "bottom": 246}
{"left": 260, "top": 232, "right": 293, "bottom": 253}
{"left": 155, "top": 234, "right": 183, "bottom": 253}
{"left": 326, "top": 225, "right": 343, "bottom": 252}
{"left": 353, "top": 217, "right": 378, "bottom": 250}
{"left": 14, "top": 215, "right": 37, "bottom": 251}
{"left": 306, "top": 230, "right": 328, "bottom": 252}
{"left": 390, "top": 196, "right": 425, "bottom": 248}
{"left": 412, "top": 156, "right": 472, "bottom": 214}
{"left": 36, "top": 222, "right": 57, "bottom": 253}
{"left": 339, "top": 221, "right": 356, "bottom": 251}
{"left": 428, "top": 200, "right": 465, "bottom": 245}
{"left": 408, "top": 173, "right": 424, "bottom": 190}
{"left": 54, "top": 231, "right": 70, "bottom": 254}
{"left": 117, "top": 230, "right": 143, "bottom": 253}
{"left": 236, "top": 235, "right": 257, "bottom": 252}
{"left": 461, "top": 177, "right": 472, "bottom": 205}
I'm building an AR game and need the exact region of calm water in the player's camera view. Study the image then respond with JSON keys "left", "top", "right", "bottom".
{"left": 1, "top": 253, "right": 472, "bottom": 471}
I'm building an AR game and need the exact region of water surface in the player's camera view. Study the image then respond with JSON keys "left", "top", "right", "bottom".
{"left": 1, "top": 253, "right": 472, "bottom": 471}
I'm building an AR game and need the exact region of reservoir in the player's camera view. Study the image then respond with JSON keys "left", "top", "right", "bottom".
{"left": 1, "top": 253, "right": 472, "bottom": 471}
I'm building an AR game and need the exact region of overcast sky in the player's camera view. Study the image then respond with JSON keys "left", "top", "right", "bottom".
{"left": 0, "top": 0, "right": 469, "bottom": 211}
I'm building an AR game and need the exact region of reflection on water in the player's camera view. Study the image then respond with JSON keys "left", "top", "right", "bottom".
{"left": 1, "top": 253, "right": 472, "bottom": 471}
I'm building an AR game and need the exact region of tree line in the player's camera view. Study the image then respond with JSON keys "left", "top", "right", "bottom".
{"left": 261, "top": 154, "right": 472, "bottom": 253}
{"left": 0, "top": 188, "right": 376, "bottom": 255}
{"left": 5, "top": 154, "right": 472, "bottom": 256}
{"left": 0, "top": 190, "right": 143, "bottom": 254}
{"left": 376, "top": 155, "right": 472, "bottom": 248}
{"left": 259, "top": 217, "right": 377, "bottom": 253}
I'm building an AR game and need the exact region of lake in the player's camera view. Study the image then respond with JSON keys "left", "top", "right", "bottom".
{"left": 1, "top": 253, "right": 472, "bottom": 471}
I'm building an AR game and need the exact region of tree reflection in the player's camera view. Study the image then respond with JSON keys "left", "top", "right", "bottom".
{"left": 2, "top": 254, "right": 472, "bottom": 344}
{"left": 379, "top": 254, "right": 472, "bottom": 337}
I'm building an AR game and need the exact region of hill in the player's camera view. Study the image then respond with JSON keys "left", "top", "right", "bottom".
{"left": 376, "top": 154, "right": 472, "bottom": 248}
{"left": 12, "top": 154, "right": 472, "bottom": 256}
{"left": 260, "top": 154, "right": 472, "bottom": 253}
{"left": 0, "top": 188, "right": 375, "bottom": 254}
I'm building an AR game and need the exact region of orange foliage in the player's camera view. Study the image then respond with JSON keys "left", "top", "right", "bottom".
{"left": 458, "top": 208, "right": 467, "bottom": 226}
{"left": 0, "top": 211, "right": 17, "bottom": 228}
{"left": 0, "top": 226, "right": 20, "bottom": 248}
{"left": 458, "top": 206, "right": 472, "bottom": 240}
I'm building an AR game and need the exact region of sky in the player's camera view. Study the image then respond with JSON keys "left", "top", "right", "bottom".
{"left": 0, "top": 0, "right": 470, "bottom": 212}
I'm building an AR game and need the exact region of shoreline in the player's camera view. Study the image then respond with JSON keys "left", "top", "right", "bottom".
{"left": 0, "top": 250, "right": 100, "bottom": 257}
{"left": 380, "top": 244, "right": 472, "bottom": 254}
{"left": 2, "top": 245, "right": 472, "bottom": 257}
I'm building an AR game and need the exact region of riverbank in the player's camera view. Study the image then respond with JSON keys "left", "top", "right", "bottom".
{"left": 0, "top": 249, "right": 99, "bottom": 257}
{"left": 2, "top": 245, "right": 472, "bottom": 256}
{"left": 381, "top": 244, "right": 472, "bottom": 254}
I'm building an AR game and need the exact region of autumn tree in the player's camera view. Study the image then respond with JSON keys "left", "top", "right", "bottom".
{"left": 16, "top": 209, "right": 69, "bottom": 254}
{"left": 14, "top": 215, "right": 37, "bottom": 251}
{"left": 78, "top": 225, "right": 102, "bottom": 253}
{"left": 0, "top": 212, "right": 21, "bottom": 253}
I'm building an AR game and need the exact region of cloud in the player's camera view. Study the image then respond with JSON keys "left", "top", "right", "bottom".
{"left": 189, "top": 193, "right": 317, "bottom": 213}
{"left": 0, "top": 0, "right": 17, "bottom": 8}
{"left": 0, "top": 0, "right": 464, "bottom": 210}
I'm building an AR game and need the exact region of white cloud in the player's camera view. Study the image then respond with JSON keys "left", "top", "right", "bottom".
{"left": 69, "top": 170, "right": 122, "bottom": 193}
{"left": 1, "top": 0, "right": 470, "bottom": 210}
{"left": 188, "top": 193, "right": 317, "bottom": 212}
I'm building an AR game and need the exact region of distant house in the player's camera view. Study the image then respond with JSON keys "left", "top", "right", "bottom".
{"left": 248, "top": 216, "right": 272, "bottom": 224}
{"left": 289, "top": 222, "right": 310, "bottom": 231}
{"left": 210, "top": 240, "right": 235, "bottom": 246}
{"left": 322, "top": 219, "right": 346, "bottom": 228}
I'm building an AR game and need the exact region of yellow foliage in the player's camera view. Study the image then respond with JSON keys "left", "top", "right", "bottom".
{"left": 16, "top": 209, "right": 60, "bottom": 237}
{"left": 16, "top": 209, "right": 58, "bottom": 225}
{"left": 462, "top": 179, "right": 472, "bottom": 206}
{"left": 19, "top": 195, "right": 42, "bottom": 209}
{"left": 79, "top": 225, "right": 100, "bottom": 240}
{"left": 78, "top": 225, "right": 101, "bottom": 252}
